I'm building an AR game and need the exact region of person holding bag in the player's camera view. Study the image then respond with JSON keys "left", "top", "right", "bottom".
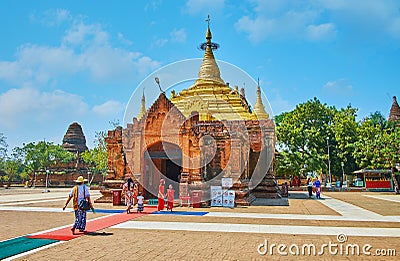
{"left": 63, "top": 176, "right": 94, "bottom": 234}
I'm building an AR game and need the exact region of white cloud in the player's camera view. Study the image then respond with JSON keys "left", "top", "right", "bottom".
{"left": 184, "top": 0, "right": 225, "bottom": 15}
{"left": 63, "top": 22, "right": 109, "bottom": 46}
{"left": 306, "top": 23, "right": 337, "bottom": 41}
{"left": 92, "top": 100, "right": 125, "bottom": 117}
{"left": 151, "top": 28, "right": 187, "bottom": 49}
{"left": 0, "top": 87, "right": 88, "bottom": 129}
{"left": 152, "top": 37, "right": 168, "bottom": 48}
{"left": 117, "top": 32, "right": 133, "bottom": 45}
{"left": 236, "top": 0, "right": 400, "bottom": 43}
{"left": 170, "top": 28, "right": 187, "bottom": 43}
{"left": 144, "top": 1, "right": 162, "bottom": 12}
{"left": 318, "top": 0, "right": 400, "bottom": 39}
{"left": 235, "top": 16, "right": 274, "bottom": 43}
{"left": 323, "top": 79, "right": 353, "bottom": 95}
{"left": 30, "top": 9, "right": 72, "bottom": 27}
{"left": 235, "top": 2, "right": 322, "bottom": 43}
{"left": 0, "top": 14, "right": 160, "bottom": 86}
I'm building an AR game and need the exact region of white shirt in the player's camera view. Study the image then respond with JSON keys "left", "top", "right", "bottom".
{"left": 137, "top": 195, "right": 144, "bottom": 204}
{"left": 69, "top": 184, "right": 90, "bottom": 201}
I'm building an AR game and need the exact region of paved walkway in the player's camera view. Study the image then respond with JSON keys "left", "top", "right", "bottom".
{"left": 1, "top": 189, "right": 400, "bottom": 260}
{"left": 315, "top": 194, "right": 398, "bottom": 221}
{"left": 364, "top": 194, "right": 400, "bottom": 203}
{"left": 113, "top": 220, "right": 400, "bottom": 237}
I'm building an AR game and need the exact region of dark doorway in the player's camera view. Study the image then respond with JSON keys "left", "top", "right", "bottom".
{"left": 143, "top": 141, "right": 181, "bottom": 199}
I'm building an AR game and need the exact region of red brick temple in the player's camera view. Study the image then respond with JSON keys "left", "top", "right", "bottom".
{"left": 101, "top": 23, "right": 278, "bottom": 206}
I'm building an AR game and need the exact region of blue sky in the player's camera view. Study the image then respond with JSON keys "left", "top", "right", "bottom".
{"left": 0, "top": 0, "right": 399, "bottom": 150}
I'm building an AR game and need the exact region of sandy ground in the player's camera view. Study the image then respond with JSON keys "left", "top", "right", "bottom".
{"left": 1, "top": 189, "right": 400, "bottom": 260}
{"left": 0, "top": 211, "right": 106, "bottom": 241}
{"left": 16, "top": 229, "right": 400, "bottom": 260}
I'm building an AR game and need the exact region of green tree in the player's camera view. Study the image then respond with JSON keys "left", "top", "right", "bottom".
{"left": 4, "top": 158, "right": 23, "bottom": 182}
{"left": 379, "top": 122, "right": 400, "bottom": 193}
{"left": 276, "top": 98, "right": 358, "bottom": 181}
{"left": 18, "top": 141, "right": 75, "bottom": 175}
{"left": 331, "top": 106, "right": 358, "bottom": 175}
{"left": 0, "top": 133, "right": 8, "bottom": 169}
{"left": 353, "top": 119, "right": 380, "bottom": 169}
{"left": 81, "top": 131, "right": 108, "bottom": 184}
{"left": 368, "top": 111, "right": 387, "bottom": 130}
{"left": 353, "top": 119, "right": 400, "bottom": 192}
{"left": 276, "top": 98, "right": 334, "bottom": 177}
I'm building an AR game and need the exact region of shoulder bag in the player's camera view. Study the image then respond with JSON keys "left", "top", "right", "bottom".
{"left": 78, "top": 185, "right": 91, "bottom": 211}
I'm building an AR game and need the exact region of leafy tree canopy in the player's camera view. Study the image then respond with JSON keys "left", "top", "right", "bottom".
{"left": 276, "top": 98, "right": 358, "bottom": 179}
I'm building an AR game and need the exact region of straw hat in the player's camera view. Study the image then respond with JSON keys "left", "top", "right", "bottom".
{"left": 75, "top": 176, "right": 87, "bottom": 183}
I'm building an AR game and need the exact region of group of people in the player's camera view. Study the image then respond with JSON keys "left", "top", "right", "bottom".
{"left": 122, "top": 177, "right": 144, "bottom": 214}
{"left": 307, "top": 177, "right": 322, "bottom": 199}
{"left": 157, "top": 179, "right": 175, "bottom": 212}
{"left": 123, "top": 177, "right": 175, "bottom": 213}
{"left": 63, "top": 176, "right": 176, "bottom": 235}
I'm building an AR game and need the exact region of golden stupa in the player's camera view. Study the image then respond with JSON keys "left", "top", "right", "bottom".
{"left": 105, "top": 19, "right": 278, "bottom": 206}
{"left": 170, "top": 24, "right": 269, "bottom": 121}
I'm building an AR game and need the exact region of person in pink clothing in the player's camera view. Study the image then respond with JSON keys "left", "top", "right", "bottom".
{"left": 166, "top": 184, "right": 175, "bottom": 212}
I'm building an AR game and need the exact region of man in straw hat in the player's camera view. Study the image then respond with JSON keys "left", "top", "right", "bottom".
{"left": 63, "top": 175, "right": 94, "bottom": 234}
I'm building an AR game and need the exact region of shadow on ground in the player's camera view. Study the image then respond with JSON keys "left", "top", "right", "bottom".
{"left": 288, "top": 192, "right": 325, "bottom": 200}
{"left": 251, "top": 198, "right": 289, "bottom": 206}
{"left": 85, "top": 232, "right": 114, "bottom": 237}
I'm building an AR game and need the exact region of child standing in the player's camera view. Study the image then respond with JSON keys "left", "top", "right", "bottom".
{"left": 166, "top": 184, "right": 175, "bottom": 212}
{"left": 137, "top": 192, "right": 144, "bottom": 213}
{"left": 314, "top": 177, "right": 321, "bottom": 199}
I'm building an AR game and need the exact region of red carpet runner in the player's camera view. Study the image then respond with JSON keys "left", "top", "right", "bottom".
{"left": 28, "top": 207, "right": 157, "bottom": 241}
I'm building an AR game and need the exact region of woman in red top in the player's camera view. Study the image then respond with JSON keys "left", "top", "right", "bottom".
{"left": 157, "top": 179, "right": 165, "bottom": 211}
{"left": 166, "top": 184, "right": 175, "bottom": 212}
{"left": 133, "top": 183, "right": 139, "bottom": 206}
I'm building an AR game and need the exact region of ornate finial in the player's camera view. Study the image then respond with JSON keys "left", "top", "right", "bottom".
{"left": 206, "top": 14, "right": 210, "bottom": 28}
{"left": 200, "top": 15, "right": 219, "bottom": 50}
{"left": 196, "top": 16, "right": 224, "bottom": 85}
{"left": 205, "top": 15, "right": 212, "bottom": 42}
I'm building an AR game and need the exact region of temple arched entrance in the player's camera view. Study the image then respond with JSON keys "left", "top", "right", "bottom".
{"left": 143, "top": 141, "right": 182, "bottom": 198}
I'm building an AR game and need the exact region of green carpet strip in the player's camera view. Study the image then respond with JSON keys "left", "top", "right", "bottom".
{"left": 0, "top": 236, "right": 59, "bottom": 259}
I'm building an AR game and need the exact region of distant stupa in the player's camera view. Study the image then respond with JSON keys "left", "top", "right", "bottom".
{"left": 62, "top": 122, "right": 88, "bottom": 154}
{"left": 389, "top": 96, "right": 400, "bottom": 122}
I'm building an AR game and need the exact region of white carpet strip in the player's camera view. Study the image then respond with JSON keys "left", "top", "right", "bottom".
{"left": 113, "top": 221, "right": 400, "bottom": 237}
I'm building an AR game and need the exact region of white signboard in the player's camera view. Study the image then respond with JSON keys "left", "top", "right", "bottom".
{"left": 222, "top": 189, "right": 235, "bottom": 208}
{"left": 221, "top": 178, "right": 233, "bottom": 188}
{"left": 210, "top": 186, "right": 223, "bottom": 207}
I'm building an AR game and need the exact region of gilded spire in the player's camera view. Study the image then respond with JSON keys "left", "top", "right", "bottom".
{"left": 252, "top": 79, "right": 269, "bottom": 120}
{"left": 195, "top": 15, "right": 225, "bottom": 85}
{"left": 170, "top": 17, "right": 255, "bottom": 121}
{"left": 138, "top": 90, "right": 146, "bottom": 120}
